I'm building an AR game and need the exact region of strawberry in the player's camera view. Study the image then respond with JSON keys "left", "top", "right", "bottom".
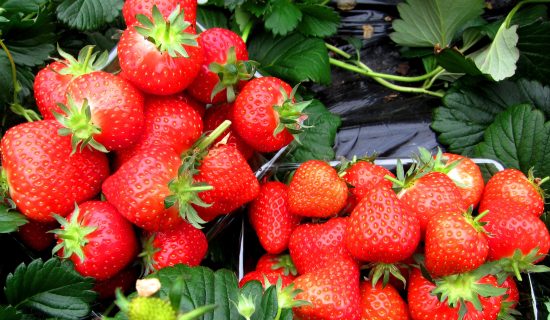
{"left": 233, "top": 76, "right": 311, "bottom": 152}
{"left": 288, "top": 160, "right": 348, "bottom": 218}
{"left": 255, "top": 253, "right": 298, "bottom": 277}
{"left": 1, "top": 120, "right": 109, "bottom": 222}
{"left": 34, "top": 46, "right": 109, "bottom": 119}
{"left": 497, "top": 276, "right": 520, "bottom": 319}
{"left": 57, "top": 71, "right": 145, "bottom": 152}
{"left": 249, "top": 181, "right": 300, "bottom": 254}
{"left": 175, "top": 92, "right": 206, "bottom": 117}
{"left": 425, "top": 210, "right": 489, "bottom": 277}
{"left": 238, "top": 270, "right": 294, "bottom": 288}
{"left": 52, "top": 201, "right": 139, "bottom": 280}
{"left": 16, "top": 220, "right": 57, "bottom": 252}
{"left": 114, "top": 93, "right": 203, "bottom": 167}
{"left": 122, "top": 0, "right": 197, "bottom": 28}
{"left": 94, "top": 266, "right": 140, "bottom": 300}
{"left": 293, "top": 256, "right": 361, "bottom": 320}
{"left": 360, "top": 281, "right": 410, "bottom": 320}
{"left": 187, "top": 28, "right": 254, "bottom": 104}
{"left": 140, "top": 220, "right": 208, "bottom": 273}
{"left": 479, "top": 168, "right": 546, "bottom": 217}
{"left": 118, "top": 5, "right": 203, "bottom": 95}
{"left": 341, "top": 156, "right": 395, "bottom": 200}
{"left": 289, "top": 217, "right": 353, "bottom": 274}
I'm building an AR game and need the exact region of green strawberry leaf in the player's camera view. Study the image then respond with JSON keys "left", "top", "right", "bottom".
{"left": 516, "top": 20, "right": 550, "bottom": 85}
{"left": 223, "top": 0, "right": 246, "bottom": 10}
{"left": 436, "top": 48, "right": 482, "bottom": 75}
{"left": 248, "top": 31, "right": 331, "bottom": 84}
{"left": 390, "top": 0, "right": 485, "bottom": 48}
{"left": 296, "top": 4, "right": 340, "bottom": 38}
{"left": 255, "top": 285, "right": 278, "bottom": 320}
{"left": 263, "top": 0, "right": 302, "bottom": 36}
{"left": 56, "top": 0, "right": 123, "bottom": 31}
{"left": 0, "top": 306, "right": 22, "bottom": 320}
{"left": 197, "top": 6, "right": 230, "bottom": 30}
{"left": 4, "top": 258, "right": 96, "bottom": 319}
{"left": 284, "top": 99, "right": 341, "bottom": 163}
{"left": 0, "top": 203, "right": 27, "bottom": 233}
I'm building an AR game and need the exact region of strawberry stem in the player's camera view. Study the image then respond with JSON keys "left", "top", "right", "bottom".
{"left": 195, "top": 120, "right": 232, "bottom": 151}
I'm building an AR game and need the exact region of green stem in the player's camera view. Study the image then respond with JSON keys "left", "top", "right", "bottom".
{"left": 177, "top": 304, "right": 217, "bottom": 320}
{"left": 241, "top": 20, "right": 254, "bottom": 43}
{"left": 326, "top": 43, "right": 351, "bottom": 59}
{"left": 195, "top": 120, "right": 232, "bottom": 151}
{"left": 505, "top": 0, "right": 550, "bottom": 28}
{"left": 0, "top": 38, "right": 18, "bottom": 105}
{"left": 273, "top": 307, "right": 282, "bottom": 320}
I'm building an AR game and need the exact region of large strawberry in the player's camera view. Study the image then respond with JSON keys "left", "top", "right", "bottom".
{"left": 233, "top": 76, "right": 311, "bottom": 152}
{"left": 118, "top": 5, "right": 203, "bottom": 95}
{"left": 122, "top": 0, "right": 197, "bottom": 27}
{"left": 114, "top": 93, "right": 203, "bottom": 167}
{"left": 360, "top": 281, "right": 410, "bottom": 320}
{"left": 287, "top": 160, "right": 348, "bottom": 218}
{"left": 249, "top": 181, "right": 300, "bottom": 254}
{"left": 1, "top": 120, "right": 109, "bottom": 222}
{"left": 187, "top": 28, "right": 254, "bottom": 104}
{"left": 479, "top": 168, "right": 546, "bottom": 217}
{"left": 56, "top": 71, "right": 145, "bottom": 152}
{"left": 16, "top": 220, "right": 57, "bottom": 252}
{"left": 140, "top": 220, "right": 208, "bottom": 273}
{"left": 425, "top": 210, "right": 489, "bottom": 277}
{"left": 52, "top": 201, "right": 139, "bottom": 280}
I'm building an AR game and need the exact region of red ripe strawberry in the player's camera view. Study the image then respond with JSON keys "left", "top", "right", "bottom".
{"left": 345, "top": 186, "right": 420, "bottom": 264}
{"left": 118, "top": 6, "right": 203, "bottom": 95}
{"left": 293, "top": 256, "right": 361, "bottom": 320}
{"left": 16, "top": 220, "right": 57, "bottom": 252}
{"left": 407, "top": 268, "right": 503, "bottom": 320}
{"left": 192, "top": 143, "right": 260, "bottom": 222}
{"left": 479, "top": 168, "right": 546, "bottom": 217}
{"left": 57, "top": 71, "right": 145, "bottom": 152}
{"left": 360, "top": 281, "right": 410, "bottom": 320}
{"left": 93, "top": 266, "right": 140, "bottom": 300}
{"left": 203, "top": 103, "right": 253, "bottom": 159}
{"left": 425, "top": 210, "right": 489, "bottom": 277}
{"left": 141, "top": 221, "right": 208, "bottom": 273}
{"left": 123, "top": 0, "right": 197, "bottom": 28}
{"left": 114, "top": 93, "right": 203, "bottom": 167}
{"left": 341, "top": 156, "right": 395, "bottom": 201}
{"left": 187, "top": 28, "right": 253, "bottom": 104}
{"left": 441, "top": 153, "right": 484, "bottom": 208}
{"left": 102, "top": 147, "right": 183, "bottom": 231}
{"left": 52, "top": 201, "right": 139, "bottom": 280}
{"left": 233, "top": 76, "right": 311, "bottom": 153}
{"left": 249, "top": 181, "right": 300, "bottom": 254}
{"left": 175, "top": 92, "right": 206, "bottom": 117}
{"left": 1, "top": 120, "right": 109, "bottom": 222}
{"left": 288, "top": 160, "right": 348, "bottom": 218}
{"left": 34, "top": 46, "right": 109, "bottom": 119}
{"left": 238, "top": 270, "right": 295, "bottom": 288}
{"left": 255, "top": 253, "right": 298, "bottom": 277}
{"left": 289, "top": 217, "right": 353, "bottom": 274}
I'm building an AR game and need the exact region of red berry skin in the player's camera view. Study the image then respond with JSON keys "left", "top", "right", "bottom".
{"left": 499, "top": 277, "right": 519, "bottom": 309}
{"left": 238, "top": 270, "right": 294, "bottom": 288}
{"left": 193, "top": 144, "right": 260, "bottom": 222}
{"left": 441, "top": 153, "right": 484, "bottom": 208}
{"left": 425, "top": 211, "right": 489, "bottom": 277}
{"left": 65, "top": 71, "right": 145, "bottom": 151}
{"left": 17, "top": 220, "right": 57, "bottom": 251}
{"left": 398, "top": 172, "right": 468, "bottom": 234}
{"left": 34, "top": 61, "right": 72, "bottom": 119}
{"left": 117, "top": 27, "right": 203, "bottom": 95}
{"left": 479, "top": 168, "right": 545, "bottom": 217}
{"left": 255, "top": 253, "right": 296, "bottom": 277}
{"left": 289, "top": 217, "right": 352, "bottom": 275}
{"left": 93, "top": 266, "right": 140, "bottom": 300}
{"left": 102, "top": 147, "right": 183, "bottom": 231}
{"left": 343, "top": 160, "right": 395, "bottom": 201}
{"left": 114, "top": 93, "right": 203, "bottom": 167}
{"left": 293, "top": 257, "right": 361, "bottom": 320}
{"left": 233, "top": 77, "right": 295, "bottom": 152}
{"left": 345, "top": 186, "right": 420, "bottom": 263}
{"left": 249, "top": 181, "right": 300, "bottom": 254}
{"left": 360, "top": 281, "right": 410, "bottom": 320}
{"left": 187, "top": 28, "right": 249, "bottom": 104}
{"left": 407, "top": 269, "right": 502, "bottom": 320}
{"left": 288, "top": 160, "right": 349, "bottom": 219}
{"left": 1, "top": 120, "right": 110, "bottom": 222}
{"left": 57, "top": 201, "right": 139, "bottom": 281}
{"left": 122, "top": 0, "right": 197, "bottom": 27}
{"left": 146, "top": 221, "right": 208, "bottom": 270}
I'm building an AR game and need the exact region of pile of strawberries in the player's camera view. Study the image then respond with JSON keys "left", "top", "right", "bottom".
{"left": 1, "top": 0, "right": 549, "bottom": 319}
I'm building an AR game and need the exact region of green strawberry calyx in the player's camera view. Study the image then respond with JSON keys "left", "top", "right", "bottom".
{"left": 367, "top": 262, "right": 408, "bottom": 289}
{"left": 51, "top": 204, "right": 97, "bottom": 261}
{"left": 209, "top": 47, "right": 258, "bottom": 103}
{"left": 527, "top": 168, "right": 548, "bottom": 202}
{"left": 263, "top": 277, "right": 310, "bottom": 320}
{"left": 416, "top": 147, "right": 467, "bottom": 187}
{"left": 55, "top": 44, "right": 109, "bottom": 77}
{"left": 233, "top": 293, "right": 256, "bottom": 320}
{"left": 272, "top": 84, "right": 312, "bottom": 143}
{"left": 495, "top": 248, "right": 550, "bottom": 282}
{"left": 139, "top": 235, "right": 161, "bottom": 275}
{"left": 134, "top": 5, "right": 198, "bottom": 58}
{"left": 497, "top": 299, "right": 521, "bottom": 320}
{"left": 53, "top": 94, "right": 108, "bottom": 154}
{"left": 269, "top": 254, "right": 298, "bottom": 276}
{"left": 465, "top": 207, "right": 489, "bottom": 234}
{"left": 0, "top": 167, "right": 9, "bottom": 202}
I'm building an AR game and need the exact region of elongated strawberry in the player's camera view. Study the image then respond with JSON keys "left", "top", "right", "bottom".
{"left": 479, "top": 168, "right": 546, "bottom": 217}
{"left": 288, "top": 160, "right": 348, "bottom": 218}
{"left": 52, "top": 201, "right": 139, "bottom": 280}
{"left": 57, "top": 71, "right": 145, "bottom": 152}
{"left": 255, "top": 253, "right": 297, "bottom": 277}
{"left": 123, "top": 0, "right": 197, "bottom": 28}
{"left": 34, "top": 46, "right": 109, "bottom": 119}
{"left": 118, "top": 5, "right": 203, "bottom": 95}
{"left": 425, "top": 210, "right": 489, "bottom": 277}
{"left": 140, "top": 221, "right": 208, "bottom": 273}
{"left": 187, "top": 28, "right": 254, "bottom": 104}
{"left": 114, "top": 93, "right": 203, "bottom": 167}
{"left": 360, "top": 281, "right": 410, "bottom": 320}
{"left": 1, "top": 120, "right": 109, "bottom": 222}
{"left": 233, "top": 77, "right": 311, "bottom": 152}
{"left": 341, "top": 155, "right": 395, "bottom": 201}
{"left": 249, "top": 181, "right": 300, "bottom": 254}
{"left": 16, "top": 220, "right": 57, "bottom": 252}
